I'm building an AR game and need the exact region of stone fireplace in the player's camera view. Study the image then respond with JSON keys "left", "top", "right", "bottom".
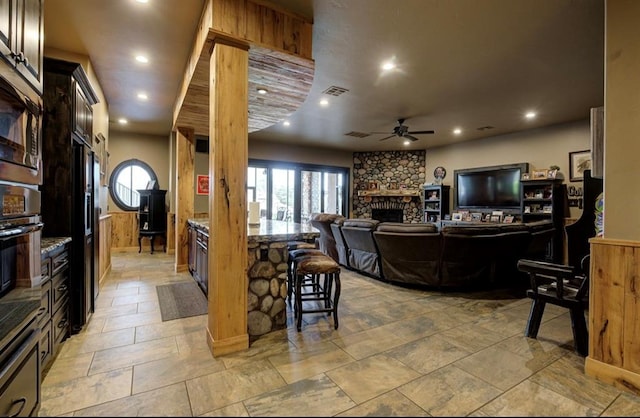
{"left": 371, "top": 202, "right": 405, "bottom": 222}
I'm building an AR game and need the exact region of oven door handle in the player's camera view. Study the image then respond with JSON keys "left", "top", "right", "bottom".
{"left": 0, "top": 222, "right": 43, "bottom": 239}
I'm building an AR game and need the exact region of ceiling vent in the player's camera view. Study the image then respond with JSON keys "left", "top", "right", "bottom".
{"left": 477, "top": 126, "right": 495, "bottom": 131}
{"left": 322, "top": 86, "right": 349, "bottom": 96}
{"left": 344, "top": 131, "right": 370, "bottom": 138}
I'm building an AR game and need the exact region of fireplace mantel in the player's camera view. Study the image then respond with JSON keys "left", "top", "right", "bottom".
{"left": 357, "top": 189, "right": 421, "bottom": 197}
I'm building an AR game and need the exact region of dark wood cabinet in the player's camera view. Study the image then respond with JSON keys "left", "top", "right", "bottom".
{"left": 0, "top": 0, "right": 44, "bottom": 94}
{"left": 187, "top": 221, "right": 208, "bottom": 296}
{"left": 423, "top": 185, "right": 450, "bottom": 223}
{"left": 522, "top": 179, "right": 567, "bottom": 262}
{"left": 39, "top": 242, "right": 70, "bottom": 375}
{"left": 42, "top": 57, "right": 99, "bottom": 334}
{"left": 137, "top": 189, "right": 167, "bottom": 254}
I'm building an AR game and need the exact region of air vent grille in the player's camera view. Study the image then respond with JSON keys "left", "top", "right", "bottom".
{"left": 322, "top": 86, "right": 349, "bottom": 96}
{"left": 477, "top": 126, "right": 495, "bottom": 131}
{"left": 344, "top": 131, "right": 370, "bottom": 138}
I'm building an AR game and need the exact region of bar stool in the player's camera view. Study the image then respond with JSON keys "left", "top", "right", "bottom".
{"left": 287, "top": 247, "right": 324, "bottom": 303}
{"left": 293, "top": 254, "right": 341, "bottom": 332}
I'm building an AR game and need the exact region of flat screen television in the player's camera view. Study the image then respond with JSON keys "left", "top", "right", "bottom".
{"left": 454, "top": 163, "right": 528, "bottom": 210}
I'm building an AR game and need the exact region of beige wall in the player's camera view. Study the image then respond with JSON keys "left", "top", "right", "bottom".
{"left": 603, "top": 0, "right": 640, "bottom": 239}
{"left": 107, "top": 132, "right": 171, "bottom": 212}
{"left": 426, "top": 119, "right": 592, "bottom": 219}
{"left": 189, "top": 122, "right": 592, "bottom": 217}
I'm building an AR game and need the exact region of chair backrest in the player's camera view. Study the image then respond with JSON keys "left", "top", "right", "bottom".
{"left": 309, "top": 213, "right": 345, "bottom": 262}
{"left": 330, "top": 219, "right": 349, "bottom": 267}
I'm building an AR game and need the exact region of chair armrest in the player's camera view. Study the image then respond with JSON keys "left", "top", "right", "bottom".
{"left": 517, "top": 259, "right": 576, "bottom": 299}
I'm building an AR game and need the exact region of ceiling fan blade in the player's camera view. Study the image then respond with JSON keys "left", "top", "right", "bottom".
{"left": 378, "top": 134, "right": 396, "bottom": 141}
{"left": 408, "top": 130, "right": 435, "bottom": 135}
{"left": 370, "top": 131, "right": 392, "bottom": 134}
{"left": 404, "top": 134, "right": 420, "bottom": 142}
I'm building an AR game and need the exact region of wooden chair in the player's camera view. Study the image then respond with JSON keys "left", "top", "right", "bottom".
{"left": 517, "top": 255, "right": 590, "bottom": 356}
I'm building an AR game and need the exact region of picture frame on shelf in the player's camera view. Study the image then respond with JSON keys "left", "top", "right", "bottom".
{"left": 389, "top": 181, "right": 398, "bottom": 190}
{"left": 531, "top": 169, "right": 548, "bottom": 180}
{"left": 471, "top": 212, "right": 482, "bottom": 222}
{"left": 490, "top": 215, "right": 501, "bottom": 223}
{"left": 547, "top": 169, "right": 558, "bottom": 179}
{"left": 503, "top": 215, "right": 515, "bottom": 223}
{"left": 569, "top": 150, "right": 591, "bottom": 182}
{"left": 368, "top": 181, "right": 379, "bottom": 190}
{"left": 451, "top": 212, "right": 463, "bottom": 221}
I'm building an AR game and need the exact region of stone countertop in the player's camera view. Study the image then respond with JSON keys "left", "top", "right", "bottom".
{"left": 41, "top": 237, "right": 72, "bottom": 255}
{"left": 188, "top": 218, "right": 319, "bottom": 243}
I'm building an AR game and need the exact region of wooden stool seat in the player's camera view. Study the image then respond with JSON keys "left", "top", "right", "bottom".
{"left": 287, "top": 248, "right": 325, "bottom": 302}
{"left": 293, "top": 254, "right": 341, "bottom": 332}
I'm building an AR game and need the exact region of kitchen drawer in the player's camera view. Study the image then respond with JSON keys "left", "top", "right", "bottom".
{"left": 0, "top": 328, "right": 40, "bottom": 417}
{"left": 51, "top": 249, "right": 69, "bottom": 277}
{"left": 37, "top": 280, "right": 51, "bottom": 329}
{"left": 38, "top": 320, "right": 51, "bottom": 372}
{"left": 51, "top": 269, "right": 69, "bottom": 316}
{"left": 52, "top": 301, "right": 69, "bottom": 350}
{"left": 40, "top": 258, "right": 50, "bottom": 283}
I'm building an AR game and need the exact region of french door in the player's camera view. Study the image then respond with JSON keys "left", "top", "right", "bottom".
{"left": 248, "top": 160, "right": 348, "bottom": 223}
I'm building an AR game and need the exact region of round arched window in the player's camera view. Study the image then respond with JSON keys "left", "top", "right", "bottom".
{"left": 109, "top": 159, "right": 158, "bottom": 211}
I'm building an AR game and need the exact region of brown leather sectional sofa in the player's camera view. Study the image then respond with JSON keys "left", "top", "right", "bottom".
{"left": 328, "top": 219, "right": 555, "bottom": 289}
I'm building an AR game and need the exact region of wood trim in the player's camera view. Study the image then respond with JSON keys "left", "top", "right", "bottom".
{"left": 174, "top": 129, "right": 195, "bottom": 272}
{"left": 99, "top": 215, "right": 112, "bottom": 286}
{"left": 586, "top": 237, "right": 640, "bottom": 396}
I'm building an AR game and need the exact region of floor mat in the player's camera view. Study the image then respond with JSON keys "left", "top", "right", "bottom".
{"left": 156, "top": 281, "right": 207, "bottom": 321}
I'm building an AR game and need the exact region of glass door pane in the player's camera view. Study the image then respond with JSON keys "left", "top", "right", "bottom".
{"left": 301, "top": 170, "right": 322, "bottom": 223}
{"left": 324, "top": 172, "right": 343, "bottom": 215}
{"left": 248, "top": 166, "right": 268, "bottom": 220}
{"left": 272, "top": 168, "right": 295, "bottom": 221}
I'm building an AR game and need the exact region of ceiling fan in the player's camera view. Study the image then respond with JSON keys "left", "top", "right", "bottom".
{"left": 372, "top": 118, "right": 435, "bottom": 141}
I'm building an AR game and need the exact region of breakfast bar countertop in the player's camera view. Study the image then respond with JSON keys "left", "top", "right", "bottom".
{"left": 187, "top": 218, "right": 319, "bottom": 243}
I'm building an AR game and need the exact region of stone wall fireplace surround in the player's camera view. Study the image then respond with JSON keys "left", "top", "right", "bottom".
{"left": 353, "top": 150, "right": 426, "bottom": 223}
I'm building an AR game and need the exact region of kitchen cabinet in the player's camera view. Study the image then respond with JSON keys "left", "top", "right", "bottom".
{"left": 42, "top": 57, "right": 99, "bottom": 334}
{"left": 0, "top": 0, "right": 44, "bottom": 94}
{"left": 187, "top": 222, "right": 208, "bottom": 296}
{"left": 39, "top": 241, "right": 70, "bottom": 375}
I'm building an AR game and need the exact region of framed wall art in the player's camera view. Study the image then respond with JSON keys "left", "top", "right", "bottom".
{"left": 196, "top": 174, "right": 209, "bottom": 195}
{"left": 569, "top": 150, "right": 591, "bottom": 182}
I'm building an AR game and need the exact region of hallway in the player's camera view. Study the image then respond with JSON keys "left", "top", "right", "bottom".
{"left": 39, "top": 251, "right": 640, "bottom": 416}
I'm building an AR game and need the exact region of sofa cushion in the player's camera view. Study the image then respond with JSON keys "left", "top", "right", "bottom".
{"left": 342, "top": 219, "right": 380, "bottom": 229}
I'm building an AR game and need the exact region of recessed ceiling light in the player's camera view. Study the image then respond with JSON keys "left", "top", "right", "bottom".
{"left": 283, "top": 120, "right": 290, "bottom": 126}
{"left": 135, "top": 55, "right": 148, "bottom": 63}
{"left": 403, "top": 140, "right": 410, "bottom": 146}
{"left": 525, "top": 111, "right": 537, "bottom": 119}
{"left": 319, "top": 98, "right": 329, "bottom": 107}
{"left": 118, "top": 118, "right": 128, "bottom": 125}
{"left": 135, "top": 0, "right": 149, "bottom": 3}
{"left": 137, "top": 93, "right": 148, "bottom": 100}
{"left": 257, "top": 88, "right": 268, "bottom": 95}
{"left": 453, "top": 128, "right": 462, "bottom": 135}
{"left": 381, "top": 60, "right": 396, "bottom": 71}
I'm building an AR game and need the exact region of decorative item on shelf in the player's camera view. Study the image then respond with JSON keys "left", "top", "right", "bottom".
{"left": 433, "top": 166, "right": 446, "bottom": 185}
{"left": 547, "top": 165, "right": 560, "bottom": 179}
{"left": 368, "top": 181, "right": 379, "bottom": 190}
{"left": 451, "top": 212, "right": 462, "bottom": 221}
{"left": 471, "top": 213, "right": 482, "bottom": 222}
{"left": 503, "top": 215, "right": 515, "bottom": 223}
{"left": 428, "top": 191, "right": 438, "bottom": 200}
{"left": 399, "top": 183, "right": 407, "bottom": 190}
{"left": 522, "top": 172, "right": 531, "bottom": 180}
{"left": 531, "top": 169, "right": 548, "bottom": 180}
{"left": 569, "top": 150, "right": 591, "bottom": 182}
{"left": 389, "top": 181, "right": 398, "bottom": 190}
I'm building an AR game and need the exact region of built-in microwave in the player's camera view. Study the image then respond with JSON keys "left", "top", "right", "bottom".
{"left": 0, "top": 74, "right": 42, "bottom": 185}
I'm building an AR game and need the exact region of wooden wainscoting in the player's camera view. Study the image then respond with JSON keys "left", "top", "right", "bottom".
{"left": 99, "top": 215, "right": 112, "bottom": 285}
{"left": 586, "top": 237, "right": 640, "bottom": 396}
{"left": 109, "top": 211, "right": 166, "bottom": 253}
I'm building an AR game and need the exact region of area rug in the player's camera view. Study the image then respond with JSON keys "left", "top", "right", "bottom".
{"left": 156, "top": 281, "right": 208, "bottom": 321}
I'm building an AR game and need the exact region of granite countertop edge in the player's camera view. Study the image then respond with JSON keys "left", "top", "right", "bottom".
{"left": 41, "top": 237, "right": 72, "bottom": 255}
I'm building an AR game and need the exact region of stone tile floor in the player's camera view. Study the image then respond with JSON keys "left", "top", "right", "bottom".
{"left": 39, "top": 251, "right": 640, "bottom": 416}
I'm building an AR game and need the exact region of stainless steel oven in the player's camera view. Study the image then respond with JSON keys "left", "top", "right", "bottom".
{"left": 0, "top": 183, "right": 42, "bottom": 297}
{"left": 0, "top": 74, "right": 42, "bottom": 185}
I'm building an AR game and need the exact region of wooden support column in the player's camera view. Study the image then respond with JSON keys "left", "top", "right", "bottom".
{"left": 174, "top": 127, "right": 195, "bottom": 272}
{"left": 206, "top": 35, "right": 250, "bottom": 356}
